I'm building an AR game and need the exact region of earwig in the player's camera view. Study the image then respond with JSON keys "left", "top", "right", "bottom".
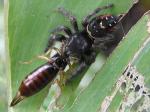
{"left": 10, "top": 53, "right": 67, "bottom": 106}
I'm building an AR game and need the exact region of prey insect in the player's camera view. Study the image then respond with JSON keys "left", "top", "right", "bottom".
{"left": 11, "top": 4, "right": 123, "bottom": 106}
{"left": 10, "top": 52, "right": 68, "bottom": 106}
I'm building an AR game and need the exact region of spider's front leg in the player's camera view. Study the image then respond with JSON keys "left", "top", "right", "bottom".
{"left": 65, "top": 62, "right": 87, "bottom": 83}
{"left": 82, "top": 4, "right": 114, "bottom": 27}
{"left": 45, "top": 26, "right": 72, "bottom": 52}
{"left": 66, "top": 51, "right": 96, "bottom": 82}
{"left": 57, "top": 7, "right": 79, "bottom": 32}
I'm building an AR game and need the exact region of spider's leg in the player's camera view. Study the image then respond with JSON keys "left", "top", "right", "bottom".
{"left": 45, "top": 34, "right": 66, "bottom": 53}
{"left": 51, "top": 25, "right": 72, "bottom": 35}
{"left": 45, "top": 26, "right": 72, "bottom": 52}
{"left": 66, "top": 52, "right": 96, "bottom": 82}
{"left": 82, "top": 4, "right": 114, "bottom": 27}
{"left": 84, "top": 51, "right": 96, "bottom": 64}
{"left": 57, "top": 7, "right": 79, "bottom": 32}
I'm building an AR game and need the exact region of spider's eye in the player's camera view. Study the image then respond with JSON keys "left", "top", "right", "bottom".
{"left": 101, "top": 15, "right": 118, "bottom": 28}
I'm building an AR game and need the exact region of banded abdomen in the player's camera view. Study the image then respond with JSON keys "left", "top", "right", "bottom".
{"left": 10, "top": 53, "right": 65, "bottom": 106}
{"left": 19, "top": 63, "right": 59, "bottom": 97}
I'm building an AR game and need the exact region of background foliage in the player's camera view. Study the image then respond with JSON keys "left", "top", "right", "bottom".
{"left": 5, "top": 0, "right": 150, "bottom": 112}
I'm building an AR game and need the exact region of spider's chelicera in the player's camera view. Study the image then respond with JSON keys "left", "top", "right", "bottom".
{"left": 10, "top": 4, "right": 123, "bottom": 106}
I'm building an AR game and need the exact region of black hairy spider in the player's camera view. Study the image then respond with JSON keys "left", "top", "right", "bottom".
{"left": 45, "top": 4, "right": 123, "bottom": 77}
{"left": 10, "top": 4, "right": 123, "bottom": 106}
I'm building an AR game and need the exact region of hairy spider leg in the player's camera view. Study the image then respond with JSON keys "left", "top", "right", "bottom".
{"left": 45, "top": 26, "right": 72, "bottom": 52}
{"left": 57, "top": 7, "right": 79, "bottom": 32}
{"left": 65, "top": 51, "right": 96, "bottom": 82}
{"left": 82, "top": 4, "right": 114, "bottom": 27}
{"left": 51, "top": 25, "right": 72, "bottom": 35}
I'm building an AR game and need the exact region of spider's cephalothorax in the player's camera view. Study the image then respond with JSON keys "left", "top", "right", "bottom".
{"left": 86, "top": 15, "right": 119, "bottom": 38}
{"left": 63, "top": 31, "right": 93, "bottom": 64}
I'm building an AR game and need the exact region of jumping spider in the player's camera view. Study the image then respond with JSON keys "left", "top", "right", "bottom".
{"left": 10, "top": 4, "right": 123, "bottom": 106}
{"left": 45, "top": 4, "right": 123, "bottom": 77}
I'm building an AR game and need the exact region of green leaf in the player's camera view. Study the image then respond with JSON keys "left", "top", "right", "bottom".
{"left": 8, "top": 0, "right": 133, "bottom": 112}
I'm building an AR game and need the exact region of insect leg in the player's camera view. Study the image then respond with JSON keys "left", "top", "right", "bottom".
{"left": 20, "top": 47, "right": 61, "bottom": 64}
{"left": 57, "top": 8, "right": 79, "bottom": 32}
{"left": 54, "top": 70, "right": 66, "bottom": 88}
{"left": 82, "top": 4, "right": 114, "bottom": 27}
{"left": 19, "top": 55, "right": 51, "bottom": 64}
